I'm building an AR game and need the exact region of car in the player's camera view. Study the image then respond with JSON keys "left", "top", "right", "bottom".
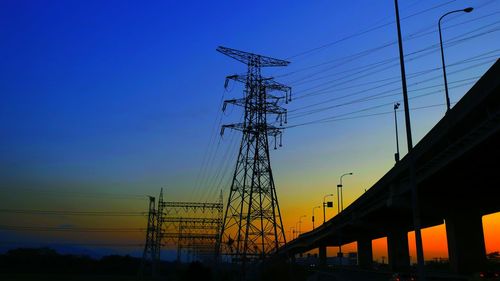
{"left": 390, "top": 272, "right": 416, "bottom": 281}
{"left": 469, "top": 271, "right": 500, "bottom": 281}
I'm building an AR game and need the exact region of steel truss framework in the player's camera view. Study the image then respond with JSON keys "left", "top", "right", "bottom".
{"left": 140, "top": 196, "right": 158, "bottom": 278}
{"left": 140, "top": 190, "right": 223, "bottom": 277}
{"left": 156, "top": 190, "right": 223, "bottom": 263}
{"left": 217, "top": 46, "right": 290, "bottom": 266}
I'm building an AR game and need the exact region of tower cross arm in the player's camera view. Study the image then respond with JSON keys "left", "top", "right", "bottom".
{"left": 265, "top": 104, "right": 287, "bottom": 115}
{"left": 225, "top": 74, "right": 291, "bottom": 93}
{"left": 217, "top": 46, "right": 290, "bottom": 67}
{"left": 225, "top": 74, "right": 247, "bottom": 88}
{"left": 222, "top": 98, "right": 246, "bottom": 111}
{"left": 264, "top": 80, "right": 291, "bottom": 93}
{"left": 220, "top": 123, "right": 244, "bottom": 136}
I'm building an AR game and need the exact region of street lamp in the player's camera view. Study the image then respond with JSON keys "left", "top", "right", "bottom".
{"left": 337, "top": 172, "right": 353, "bottom": 213}
{"left": 323, "top": 194, "right": 334, "bottom": 223}
{"left": 336, "top": 172, "right": 352, "bottom": 267}
{"left": 312, "top": 206, "right": 320, "bottom": 230}
{"left": 297, "top": 215, "right": 306, "bottom": 236}
{"left": 289, "top": 227, "right": 296, "bottom": 240}
{"left": 439, "top": 7, "right": 474, "bottom": 112}
{"left": 394, "top": 102, "right": 401, "bottom": 162}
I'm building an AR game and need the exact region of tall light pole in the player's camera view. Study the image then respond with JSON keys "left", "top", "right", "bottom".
{"left": 394, "top": 0, "right": 425, "bottom": 279}
{"left": 312, "top": 206, "right": 320, "bottom": 230}
{"left": 299, "top": 215, "right": 306, "bottom": 235}
{"left": 439, "top": 7, "right": 474, "bottom": 112}
{"left": 394, "top": 102, "right": 401, "bottom": 162}
{"left": 336, "top": 172, "right": 353, "bottom": 267}
{"left": 337, "top": 172, "right": 353, "bottom": 213}
{"left": 289, "top": 227, "right": 296, "bottom": 240}
{"left": 296, "top": 215, "right": 306, "bottom": 236}
{"left": 323, "top": 194, "right": 334, "bottom": 223}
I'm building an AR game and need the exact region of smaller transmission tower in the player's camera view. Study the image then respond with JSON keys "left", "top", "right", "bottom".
{"left": 152, "top": 189, "right": 164, "bottom": 270}
{"left": 140, "top": 196, "right": 157, "bottom": 279}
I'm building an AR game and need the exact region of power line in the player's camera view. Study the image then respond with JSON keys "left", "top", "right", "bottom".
{"left": 198, "top": 114, "right": 244, "bottom": 203}
{"left": 277, "top": 10, "right": 500, "bottom": 86}
{"left": 0, "top": 209, "right": 147, "bottom": 216}
{"left": 287, "top": 51, "right": 498, "bottom": 116}
{"left": 202, "top": 130, "right": 240, "bottom": 203}
{"left": 191, "top": 89, "right": 227, "bottom": 200}
{"left": 293, "top": 103, "right": 452, "bottom": 125}
{"left": 287, "top": 54, "right": 497, "bottom": 117}
{"left": 289, "top": 24, "right": 500, "bottom": 101}
{"left": 284, "top": 80, "right": 477, "bottom": 129}
{"left": 290, "top": 59, "right": 485, "bottom": 119}
{"left": 196, "top": 5, "right": 499, "bottom": 204}
{"left": 0, "top": 225, "right": 146, "bottom": 233}
{"left": 288, "top": 78, "right": 478, "bottom": 120}
{"left": 285, "top": 0, "right": 458, "bottom": 60}
{"left": 198, "top": 130, "right": 236, "bottom": 202}
{"left": 200, "top": 131, "right": 237, "bottom": 203}
{"left": 286, "top": 81, "right": 472, "bottom": 129}
{"left": 1, "top": 188, "right": 148, "bottom": 201}
{"left": 0, "top": 241, "right": 144, "bottom": 248}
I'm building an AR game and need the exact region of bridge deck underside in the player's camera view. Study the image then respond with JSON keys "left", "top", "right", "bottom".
{"left": 280, "top": 60, "right": 500, "bottom": 255}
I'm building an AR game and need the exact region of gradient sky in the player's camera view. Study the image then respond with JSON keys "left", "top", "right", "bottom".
{"left": 1, "top": 0, "right": 499, "bottom": 260}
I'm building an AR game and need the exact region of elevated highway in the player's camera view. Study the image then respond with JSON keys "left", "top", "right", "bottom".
{"left": 278, "top": 60, "right": 500, "bottom": 274}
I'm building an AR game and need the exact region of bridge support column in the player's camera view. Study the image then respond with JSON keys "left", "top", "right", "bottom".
{"left": 357, "top": 238, "right": 373, "bottom": 269}
{"left": 387, "top": 230, "right": 410, "bottom": 272}
{"left": 445, "top": 211, "right": 486, "bottom": 274}
{"left": 318, "top": 246, "right": 327, "bottom": 268}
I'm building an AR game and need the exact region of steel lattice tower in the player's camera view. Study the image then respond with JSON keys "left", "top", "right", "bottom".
{"left": 140, "top": 196, "right": 157, "bottom": 279}
{"left": 153, "top": 188, "right": 164, "bottom": 269}
{"left": 217, "top": 46, "right": 291, "bottom": 265}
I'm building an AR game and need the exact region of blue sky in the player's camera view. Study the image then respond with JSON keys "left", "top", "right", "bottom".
{"left": 1, "top": 0, "right": 499, "bottom": 257}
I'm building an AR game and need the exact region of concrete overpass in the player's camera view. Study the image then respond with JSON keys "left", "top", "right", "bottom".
{"left": 278, "top": 59, "right": 500, "bottom": 274}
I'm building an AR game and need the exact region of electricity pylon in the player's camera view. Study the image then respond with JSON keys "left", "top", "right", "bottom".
{"left": 153, "top": 188, "right": 164, "bottom": 272}
{"left": 140, "top": 196, "right": 157, "bottom": 279}
{"left": 216, "top": 46, "right": 291, "bottom": 267}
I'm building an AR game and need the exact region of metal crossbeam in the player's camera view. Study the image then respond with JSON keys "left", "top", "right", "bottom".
{"left": 216, "top": 46, "right": 289, "bottom": 67}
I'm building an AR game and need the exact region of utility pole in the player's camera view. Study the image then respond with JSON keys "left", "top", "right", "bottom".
{"left": 312, "top": 206, "right": 320, "bottom": 230}
{"left": 336, "top": 172, "right": 352, "bottom": 267}
{"left": 323, "top": 194, "right": 334, "bottom": 223}
{"left": 217, "top": 46, "right": 291, "bottom": 273}
{"left": 394, "top": 0, "right": 426, "bottom": 280}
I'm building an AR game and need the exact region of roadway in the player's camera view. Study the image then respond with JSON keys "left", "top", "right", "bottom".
{"left": 279, "top": 59, "right": 500, "bottom": 274}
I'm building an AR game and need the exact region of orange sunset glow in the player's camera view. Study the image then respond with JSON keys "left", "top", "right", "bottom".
{"left": 1, "top": 0, "right": 499, "bottom": 280}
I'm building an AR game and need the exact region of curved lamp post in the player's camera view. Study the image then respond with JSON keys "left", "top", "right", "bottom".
{"left": 323, "top": 193, "right": 334, "bottom": 223}
{"left": 336, "top": 172, "right": 353, "bottom": 267}
{"left": 297, "top": 215, "right": 307, "bottom": 237}
{"left": 337, "top": 172, "right": 353, "bottom": 213}
{"left": 297, "top": 215, "right": 306, "bottom": 236}
{"left": 312, "top": 206, "right": 320, "bottom": 230}
{"left": 439, "top": 7, "right": 474, "bottom": 112}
